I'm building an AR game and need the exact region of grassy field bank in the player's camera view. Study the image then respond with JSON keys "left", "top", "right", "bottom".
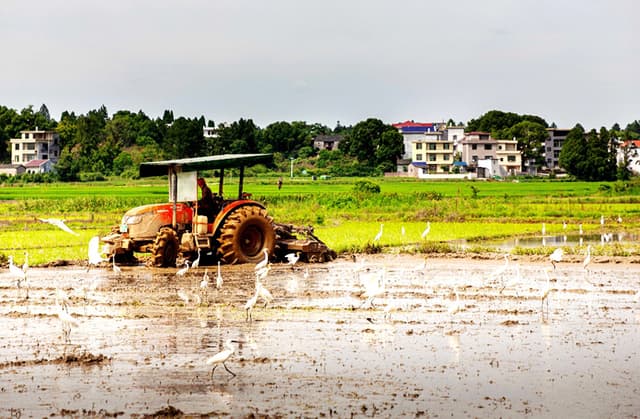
{"left": 1, "top": 177, "right": 639, "bottom": 265}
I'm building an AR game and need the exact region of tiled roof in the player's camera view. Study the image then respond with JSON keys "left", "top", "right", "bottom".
{"left": 393, "top": 120, "right": 434, "bottom": 128}
{"left": 24, "top": 159, "right": 48, "bottom": 167}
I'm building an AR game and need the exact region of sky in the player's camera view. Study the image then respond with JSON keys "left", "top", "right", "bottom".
{"left": 1, "top": 0, "right": 638, "bottom": 130}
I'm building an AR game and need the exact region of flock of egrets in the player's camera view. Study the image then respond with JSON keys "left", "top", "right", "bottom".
{"left": 3, "top": 214, "right": 636, "bottom": 381}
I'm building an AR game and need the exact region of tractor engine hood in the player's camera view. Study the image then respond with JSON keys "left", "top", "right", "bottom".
{"left": 120, "top": 202, "right": 193, "bottom": 238}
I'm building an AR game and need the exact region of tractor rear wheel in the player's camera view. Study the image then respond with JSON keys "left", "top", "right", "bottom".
{"left": 217, "top": 206, "right": 276, "bottom": 264}
{"left": 150, "top": 227, "right": 179, "bottom": 267}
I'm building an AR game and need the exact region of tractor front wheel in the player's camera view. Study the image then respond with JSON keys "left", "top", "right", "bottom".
{"left": 150, "top": 227, "right": 179, "bottom": 267}
{"left": 217, "top": 206, "right": 276, "bottom": 264}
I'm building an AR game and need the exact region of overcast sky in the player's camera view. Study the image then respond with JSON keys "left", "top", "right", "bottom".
{"left": 1, "top": 0, "right": 637, "bottom": 130}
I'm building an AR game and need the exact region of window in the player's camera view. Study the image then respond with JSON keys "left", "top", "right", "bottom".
{"left": 429, "top": 143, "right": 436, "bottom": 150}
{"left": 443, "top": 143, "right": 450, "bottom": 150}
{"left": 453, "top": 135, "right": 457, "bottom": 141}
{"left": 471, "top": 144, "right": 477, "bottom": 150}
{"left": 14, "top": 143, "right": 19, "bottom": 150}
{"left": 26, "top": 143, "right": 35, "bottom": 150}
{"left": 416, "top": 153, "right": 423, "bottom": 161}
{"left": 429, "top": 154, "right": 436, "bottom": 162}
{"left": 508, "top": 155, "right": 516, "bottom": 162}
{"left": 484, "top": 144, "right": 492, "bottom": 150}
{"left": 416, "top": 143, "right": 422, "bottom": 150}
{"left": 443, "top": 154, "right": 450, "bottom": 160}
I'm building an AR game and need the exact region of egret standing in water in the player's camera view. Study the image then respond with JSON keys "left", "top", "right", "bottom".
{"left": 206, "top": 339, "right": 238, "bottom": 378}
{"left": 216, "top": 262, "right": 223, "bottom": 289}
{"left": 244, "top": 292, "right": 259, "bottom": 321}
{"left": 87, "top": 236, "right": 106, "bottom": 269}
{"left": 549, "top": 248, "right": 563, "bottom": 269}
{"left": 540, "top": 269, "right": 553, "bottom": 314}
{"left": 176, "top": 261, "right": 190, "bottom": 276}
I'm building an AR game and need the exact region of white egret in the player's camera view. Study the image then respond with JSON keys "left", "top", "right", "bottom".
{"left": 56, "top": 299, "right": 79, "bottom": 343}
{"left": 579, "top": 224, "right": 583, "bottom": 235}
{"left": 617, "top": 215, "right": 623, "bottom": 224}
{"left": 373, "top": 223, "right": 384, "bottom": 242}
{"left": 303, "top": 268, "right": 310, "bottom": 280}
{"left": 401, "top": 225, "right": 406, "bottom": 237}
{"left": 540, "top": 269, "right": 552, "bottom": 313}
{"left": 38, "top": 218, "right": 79, "bottom": 236}
{"left": 177, "top": 290, "right": 191, "bottom": 304}
{"left": 206, "top": 339, "right": 237, "bottom": 378}
{"left": 244, "top": 292, "right": 259, "bottom": 321}
{"left": 549, "top": 248, "right": 563, "bottom": 269}
{"left": 22, "top": 251, "right": 29, "bottom": 273}
{"left": 112, "top": 256, "right": 121, "bottom": 274}
{"left": 256, "top": 280, "right": 273, "bottom": 308}
{"left": 87, "top": 236, "right": 106, "bottom": 267}
{"left": 192, "top": 249, "right": 201, "bottom": 269}
{"left": 421, "top": 222, "right": 431, "bottom": 239}
{"left": 562, "top": 220, "right": 567, "bottom": 230}
{"left": 176, "top": 261, "right": 190, "bottom": 276}
{"left": 200, "top": 269, "right": 210, "bottom": 289}
{"left": 255, "top": 248, "right": 269, "bottom": 272}
{"left": 8, "top": 255, "right": 27, "bottom": 293}
{"left": 285, "top": 252, "right": 300, "bottom": 266}
{"left": 255, "top": 263, "right": 271, "bottom": 282}
{"left": 541, "top": 222, "right": 546, "bottom": 236}
{"left": 583, "top": 245, "right": 592, "bottom": 271}
{"left": 600, "top": 215, "right": 605, "bottom": 226}
{"left": 447, "top": 291, "right": 464, "bottom": 316}
{"left": 216, "top": 262, "right": 223, "bottom": 289}
{"left": 360, "top": 268, "right": 385, "bottom": 308}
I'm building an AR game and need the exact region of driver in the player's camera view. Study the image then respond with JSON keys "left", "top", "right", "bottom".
{"left": 197, "top": 178, "right": 216, "bottom": 220}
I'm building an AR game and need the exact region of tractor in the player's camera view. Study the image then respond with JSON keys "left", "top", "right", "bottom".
{"left": 100, "top": 153, "right": 336, "bottom": 267}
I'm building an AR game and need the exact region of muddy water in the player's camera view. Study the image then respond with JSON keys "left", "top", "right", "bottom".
{"left": 0, "top": 255, "right": 639, "bottom": 417}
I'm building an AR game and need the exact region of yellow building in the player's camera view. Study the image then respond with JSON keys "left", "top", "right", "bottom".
{"left": 410, "top": 131, "right": 455, "bottom": 174}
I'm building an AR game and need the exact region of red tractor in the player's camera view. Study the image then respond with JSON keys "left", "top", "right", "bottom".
{"left": 101, "top": 154, "right": 335, "bottom": 267}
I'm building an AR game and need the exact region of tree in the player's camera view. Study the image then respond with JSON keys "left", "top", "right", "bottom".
{"left": 559, "top": 124, "right": 587, "bottom": 178}
{"left": 559, "top": 125, "right": 616, "bottom": 181}
{"left": 163, "top": 117, "right": 205, "bottom": 158}
{"left": 339, "top": 118, "right": 403, "bottom": 173}
{"left": 508, "top": 121, "right": 547, "bottom": 171}
{"left": 211, "top": 118, "right": 259, "bottom": 155}
{"left": 467, "top": 110, "right": 547, "bottom": 136}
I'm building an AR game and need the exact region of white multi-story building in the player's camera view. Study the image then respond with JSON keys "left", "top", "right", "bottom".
{"left": 459, "top": 132, "right": 521, "bottom": 177}
{"left": 10, "top": 129, "right": 60, "bottom": 166}
{"left": 618, "top": 140, "right": 640, "bottom": 175}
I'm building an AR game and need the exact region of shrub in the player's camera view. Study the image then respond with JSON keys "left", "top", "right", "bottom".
{"left": 353, "top": 180, "right": 380, "bottom": 194}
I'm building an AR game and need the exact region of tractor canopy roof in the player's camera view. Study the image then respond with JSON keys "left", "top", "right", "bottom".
{"left": 139, "top": 153, "right": 273, "bottom": 178}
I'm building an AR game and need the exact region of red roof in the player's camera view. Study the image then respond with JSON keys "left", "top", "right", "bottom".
{"left": 622, "top": 140, "right": 640, "bottom": 148}
{"left": 24, "top": 159, "right": 48, "bottom": 167}
{"left": 392, "top": 120, "right": 434, "bottom": 128}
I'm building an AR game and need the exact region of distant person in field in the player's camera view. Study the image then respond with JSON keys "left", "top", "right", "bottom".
{"left": 277, "top": 177, "right": 283, "bottom": 190}
{"left": 197, "top": 177, "right": 216, "bottom": 220}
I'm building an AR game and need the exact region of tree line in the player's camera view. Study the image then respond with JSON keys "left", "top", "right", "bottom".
{"left": 1, "top": 104, "right": 639, "bottom": 181}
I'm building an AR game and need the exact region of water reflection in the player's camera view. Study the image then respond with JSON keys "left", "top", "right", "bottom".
{"left": 486, "top": 232, "right": 637, "bottom": 250}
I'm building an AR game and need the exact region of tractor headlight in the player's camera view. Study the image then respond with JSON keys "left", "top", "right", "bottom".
{"left": 125, "top": 215, "right": 144, "bottom": 225}
{"left": 120, "top": 214, "right": 144, "bottom": 232}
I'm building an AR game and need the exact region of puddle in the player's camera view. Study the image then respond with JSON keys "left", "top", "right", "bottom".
{"left": 0, "top": 255, "right": 639, "bottom": 417}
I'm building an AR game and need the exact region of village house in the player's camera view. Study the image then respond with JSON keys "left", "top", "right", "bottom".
{"left": 459, "top": 132, "right": 521, "bottom": 177}
{"left": 9, "top": 129, "right": 60, "bottom": 173}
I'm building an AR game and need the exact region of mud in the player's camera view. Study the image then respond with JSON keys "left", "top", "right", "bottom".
{"left": 1, "top": 254, "right": 639, "bottom": 417}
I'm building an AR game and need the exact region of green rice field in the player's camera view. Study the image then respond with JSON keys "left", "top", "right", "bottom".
{"left": 1, "top": 176, "right": 639, "bottom": 265}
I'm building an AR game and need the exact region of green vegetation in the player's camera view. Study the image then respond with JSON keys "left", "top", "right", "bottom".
{"left": 1, "top": 177, "right": 639, "bottom": 265}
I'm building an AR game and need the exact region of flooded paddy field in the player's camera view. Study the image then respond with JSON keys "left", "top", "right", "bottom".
{"left": 0, "top": 254, "right": 639, "bottom": 417}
